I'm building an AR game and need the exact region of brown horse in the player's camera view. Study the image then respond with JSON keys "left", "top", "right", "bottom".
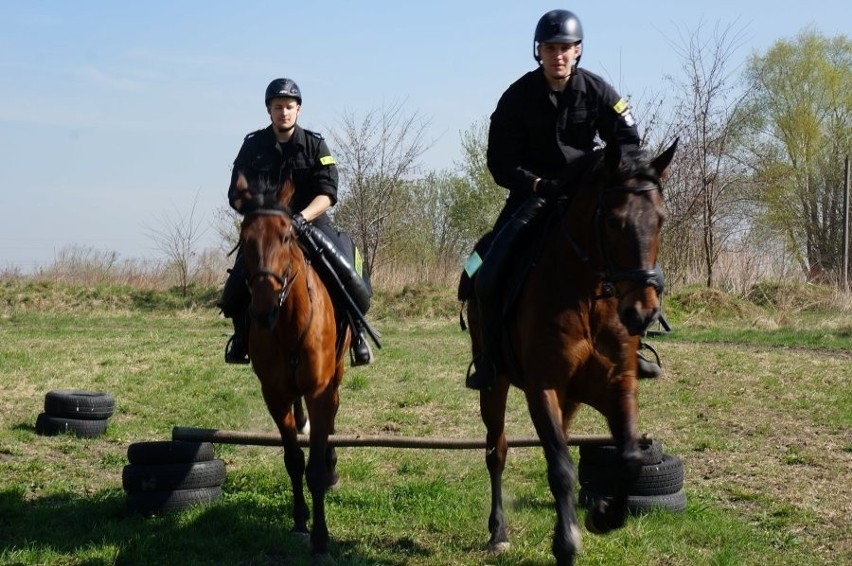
{"left": 233, "top": 172, "right": 348, "bottom": 558}
{"left": 466, "top": 141, "right": 677, "bottom": 565}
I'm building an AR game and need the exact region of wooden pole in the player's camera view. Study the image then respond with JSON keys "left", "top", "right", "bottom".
{"left": 172, "top": 426, "right": 650, "bottom": 449}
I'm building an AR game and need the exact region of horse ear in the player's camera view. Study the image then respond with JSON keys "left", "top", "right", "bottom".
{"left": 231, "top": 172, "right": 252, "bottom": 213}
{"left": 652, "top": 138, "right": 678, "bottom": 177}
{"left": 278, "top": 171, "right": 296, "bottom": 210}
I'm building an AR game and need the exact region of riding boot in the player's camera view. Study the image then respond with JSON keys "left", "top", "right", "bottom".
{"left": 637, "top": 346, "right": 662, "bottom": 379}
{"left": 225, "top": 312, "right": 250, "bottom": 365}
{"left": 300, "top": 221, "right": 377, "bottom": 365}
{"left": 220, "top": 249, "right": 251, "bottom": 365}
{"left": 467, "top": 196, "right": 547, "bottom": 390}
{"left": 350, "top": 318, "right": 373, "bottom": 366}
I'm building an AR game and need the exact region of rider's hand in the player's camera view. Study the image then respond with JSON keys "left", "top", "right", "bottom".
{"left": 291, "top": 213, "right": 308, "bottom": 235}
{"left": 535, "top": 178, "right": 562, "bottom": 199}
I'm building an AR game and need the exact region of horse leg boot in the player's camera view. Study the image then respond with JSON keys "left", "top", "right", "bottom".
{"left": 219, "top": 249, "right": 251, "bottom": 365}
{"left": 468, "top": 196, "right": 547, "bottom": 390}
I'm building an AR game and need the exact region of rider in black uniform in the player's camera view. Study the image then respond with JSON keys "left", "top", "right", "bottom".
{"left": 467, "top": 10, "right": 661, "bottom": 389}
{"left": 220, "top": 78, "right": 373, "bottom": 367}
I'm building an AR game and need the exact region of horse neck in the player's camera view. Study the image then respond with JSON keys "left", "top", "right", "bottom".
{"left": 558, "top": 183, "right": 604, "bottom": 278}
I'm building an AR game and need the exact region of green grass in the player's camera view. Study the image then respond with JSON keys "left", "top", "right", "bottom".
{"left": 0, "top": 281, "right": 850, "bottom": 564}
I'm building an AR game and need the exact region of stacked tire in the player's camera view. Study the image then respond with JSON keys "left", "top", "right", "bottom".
{"left": 35, "top": 390, "right": 114, "bottom": 438}
{"left": 577, "top": 440, "right": 686, "bottom": 514}
{"left": 123, "top": 440, "right": 225, "bottom": 515}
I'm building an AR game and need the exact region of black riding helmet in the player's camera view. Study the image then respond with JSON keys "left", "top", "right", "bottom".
{"left": 265, "top": 78, "right": 302, "bottom": 106}
{"left": 533, "top": 9, "right": 584, "bottom": 63}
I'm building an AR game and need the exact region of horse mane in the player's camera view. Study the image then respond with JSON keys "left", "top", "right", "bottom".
{"left": 588, "top": 145, "right": 662, "bottom": 186}
{"left": 236, "top": 171, "right": 294, "bottom": 214}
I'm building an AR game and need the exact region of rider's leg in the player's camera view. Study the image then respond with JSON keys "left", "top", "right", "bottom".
{"left": 219, "top": 248, "right": 250, "bottom": 365}
{"left": 305, "top": 220, "right": 374, "bottom": 366}
{"left": 467, "top": 196, "right": 547, "bottom": 390}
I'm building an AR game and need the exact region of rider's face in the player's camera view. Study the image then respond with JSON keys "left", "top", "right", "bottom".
{"left": 538, "top": 42, "right": 581, "bottom": 81}
{"left": 267, "top": 97, "right": 301, "bottom": 131}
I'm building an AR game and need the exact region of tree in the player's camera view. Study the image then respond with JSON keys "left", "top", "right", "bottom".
{"left": 660, "top": 20, "right": 752, "bottom": 288}
{"left": 146, "top": 190, "right": 208, "bottom": 295}
{"left": 329, "top": 100, "right": 433, "bottom": 277}
{"left": 741, "top": 29, "right": 852, "bottom": 283}
{"left": 447, "top": 118, "right": 504, "bottom": 253}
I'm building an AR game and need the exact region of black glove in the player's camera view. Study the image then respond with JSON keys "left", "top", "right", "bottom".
{"left": 291, "top": 213, "right": 309, "bottom": 235}
{"left": 536, "top": 178, "right": 563, "bottom": 199}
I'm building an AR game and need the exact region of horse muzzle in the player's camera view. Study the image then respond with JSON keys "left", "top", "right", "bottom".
{"left": 608, "top": 266, "right": 664, "bottom": 336}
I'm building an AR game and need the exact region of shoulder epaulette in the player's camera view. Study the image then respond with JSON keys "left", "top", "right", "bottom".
{"left": 304, "top": 129, "right": 324, "bottom": 140}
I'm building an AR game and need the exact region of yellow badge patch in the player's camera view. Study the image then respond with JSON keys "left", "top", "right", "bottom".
{"left": 613, "top": 98, "right": 629, "bottom": 114}
{"left": 320, "top": 155, "right": 336, "bottom": 166}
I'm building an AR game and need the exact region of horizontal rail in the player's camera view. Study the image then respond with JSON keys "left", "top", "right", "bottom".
{"left": 172, "top": 426, "right": 651, "bottom": 450}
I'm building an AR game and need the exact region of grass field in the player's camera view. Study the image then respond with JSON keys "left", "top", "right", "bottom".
{"left": 0, "top": 281, "right": 850, "bottom": 565}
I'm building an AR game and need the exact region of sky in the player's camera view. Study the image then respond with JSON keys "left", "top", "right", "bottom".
{"left": 1, "top": 1, "right": 849, "bottom": 272}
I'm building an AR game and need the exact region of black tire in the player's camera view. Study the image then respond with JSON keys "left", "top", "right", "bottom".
{"left": 126, "top": 486, "right": 222, "bottom": 515}
{"left": 122, "top": 459, "right": 226, "bottom": 493}
{"left": 35, "top": 412, "right": 109, "bottom": 438}
{"left": 578, "top": 439, "right": 664, "bottom": 467}
{"left": 579, "top": 453, "right": 684, "bottom": 496}
{"left": 579, "top": 487, "right": 687, "bottom": 514}
{"left": 127, "top": 441, "right": 215, "bottom": 465}
{"left": 44, "top": 390, "right": 115, "bottom": 420}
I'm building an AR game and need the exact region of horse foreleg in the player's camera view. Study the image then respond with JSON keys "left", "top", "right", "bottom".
{"left": 586, "top": 389, "right": 641, "bottom": 535}
{"left": 304, "top": 385, "right": 340, "bottom": 557}
{"left": 480, "top": 380, "right": 510, "bottom": 553}
{"left": 525, "top": 388, "right": 581, "bottom": 566}
{"left": 265, "top": 393, "right": 309, "bottom": 537}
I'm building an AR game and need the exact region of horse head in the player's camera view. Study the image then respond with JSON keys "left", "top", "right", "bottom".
{"left": 234, "top": 171, "right": 301, "bottom": 331}
{"left": 571, "top": 140, "right": 677, "bottom": 336}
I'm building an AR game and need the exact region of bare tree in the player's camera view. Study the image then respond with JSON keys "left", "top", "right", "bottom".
{"left": 213, "top": 203, "right": 241, "bottom": 253}
{"left": 146, "top": 190, "right": 209, "bottom": 295}
{"left": 662, "top": 20, "right": 753, "bottom": 288}
{"left": 329, "top": 100, "right": 434, "bottom": 276}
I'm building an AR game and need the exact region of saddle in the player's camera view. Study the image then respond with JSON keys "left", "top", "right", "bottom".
{"left": 459, "top": 205, "right": 557, "bottom": 332}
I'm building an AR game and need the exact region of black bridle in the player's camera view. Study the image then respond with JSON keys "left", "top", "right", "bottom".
{"left": 594, "top": 181, "right": 664, "bottom": 298}
{"left": 243, "top": 208, "right": 301, "bottom": 310}
{"left": 562, "top": 177, "right": 664, "bottom": 299}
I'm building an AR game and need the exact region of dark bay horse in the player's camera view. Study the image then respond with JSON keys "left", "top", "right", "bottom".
{"left": 233, "top": 172, "right": 348, "bottom": 558}
{"left": 466, "top": 141, "right": 677, "bottom": 565}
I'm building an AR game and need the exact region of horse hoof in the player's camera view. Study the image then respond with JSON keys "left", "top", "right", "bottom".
{"left": 488, "top": 540, "right": 510, "bottom": 554}
{"left": 310, "top": 552, "right": 336, "bottom": 565}
{"left": 584, "top": 501, "right": 612, "bottom": 535}
{"left": 585, "top": 511, "right": 605, "bottom": 535}
{"left": 327, "top": 472, "right": 341, "bottom": 491}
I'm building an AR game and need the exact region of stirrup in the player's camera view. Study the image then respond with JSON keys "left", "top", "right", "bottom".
{"left": 350, "top": 333, "right": 373, "bottom": 366}
{"left": 637, "top": 343, "right": 662, "bottom": 379}
{"left": 225, "top": 335, "right": 250, "bottom": 365}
